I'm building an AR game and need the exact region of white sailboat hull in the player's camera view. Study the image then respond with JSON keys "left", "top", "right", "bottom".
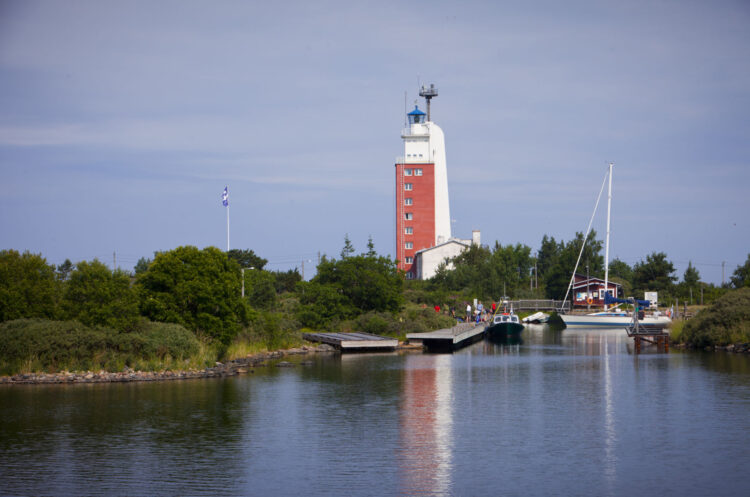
{"left": 561, "top": 314, "right": 671, "bottom": 328}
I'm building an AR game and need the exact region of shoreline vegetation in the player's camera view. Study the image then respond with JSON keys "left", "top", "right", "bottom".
{"left": 2, "top": 245, "right": 749, "bottom": 383}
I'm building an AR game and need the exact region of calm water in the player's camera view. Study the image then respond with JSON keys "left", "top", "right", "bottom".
{"left": 2, "top": 326, "right": 749, "bottom": 497}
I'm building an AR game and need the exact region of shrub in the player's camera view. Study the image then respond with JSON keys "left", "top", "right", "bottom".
{"left": 680, "top": 288, "right": 750, "bottom": 347}
{"left": 0, "top": 318, "right": 200, "bottom": 375}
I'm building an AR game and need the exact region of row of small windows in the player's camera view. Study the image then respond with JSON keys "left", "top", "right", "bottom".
{"left": 404, "top": 168, "right": 423, "bottom": 176}
{"left": 405, "top": 154, "right": 424, "bottom": 159}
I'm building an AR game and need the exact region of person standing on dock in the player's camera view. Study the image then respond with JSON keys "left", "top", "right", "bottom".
{"left": 466, "top": 303, "right": 472, "bottom": 322}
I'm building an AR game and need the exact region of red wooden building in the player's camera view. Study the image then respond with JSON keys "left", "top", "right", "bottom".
{"left": 571, "top": 274, "right": 622, "bottom": 308}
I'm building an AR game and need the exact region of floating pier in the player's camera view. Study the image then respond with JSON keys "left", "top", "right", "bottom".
{"left": 302, "top": 332, "right": 398, "bottom": 351}
{"left": 626, "top": 322, "right": 670, "bottom": 353}
{"left": 406, "top": 322, "right": 486, "bottom": 352}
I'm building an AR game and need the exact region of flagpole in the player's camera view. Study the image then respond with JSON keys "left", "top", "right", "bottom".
{"left": 222, "top": 186, "right": 230, "bottom": 251}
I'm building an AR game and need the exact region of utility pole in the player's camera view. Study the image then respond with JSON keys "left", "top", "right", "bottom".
{"left": 241, "top": 268, "right": 245, "bottom": 298}
{"left": 113, "top": 251, "right": 117, "bottom": 272}
{"left": 722, "top": 261, "right": 726, "bottom": 286}
{"left": 301, "top": 260, "right": 305, "bottom": 281}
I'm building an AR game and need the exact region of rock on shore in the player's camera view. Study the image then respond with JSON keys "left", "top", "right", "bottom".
{"left": 0, "top": 345, "right": 334, "bottom": 385}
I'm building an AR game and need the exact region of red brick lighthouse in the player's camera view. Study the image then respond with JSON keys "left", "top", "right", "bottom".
{"left": 395, "top": 84, "right": 451, "bottom": 278}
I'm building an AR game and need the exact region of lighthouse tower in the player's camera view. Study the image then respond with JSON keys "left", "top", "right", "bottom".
{"left": 395, "top": 85, "right": 451, "bottom": 278}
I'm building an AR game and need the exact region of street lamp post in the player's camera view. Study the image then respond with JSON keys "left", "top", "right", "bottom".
{"left": 241, "top": 267, "right": 255, "bottom": 298}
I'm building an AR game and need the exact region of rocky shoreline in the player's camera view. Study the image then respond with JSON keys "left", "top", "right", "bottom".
{"left": 671, "top": 342, "right": 750, "bottom": 353}
{"left": 0, "top": 344, "right": 338, "bottom": 385}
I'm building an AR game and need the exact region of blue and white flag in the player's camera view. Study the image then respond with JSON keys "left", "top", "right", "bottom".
{"left": 222, "top": 186, "right": 228, "bottom": 207}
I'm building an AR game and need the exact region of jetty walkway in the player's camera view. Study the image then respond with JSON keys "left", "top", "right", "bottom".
{"left": 406, "top": 322, "right": 486, "bottom": 351}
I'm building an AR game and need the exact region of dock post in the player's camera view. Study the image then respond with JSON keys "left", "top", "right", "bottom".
{"left": 634, "top": 336, "right": 641, "bottom": 354}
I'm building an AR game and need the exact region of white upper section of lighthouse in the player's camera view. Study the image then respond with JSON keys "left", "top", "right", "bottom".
{"left": 401, "top": 106, "right": 452, "bottom": 245}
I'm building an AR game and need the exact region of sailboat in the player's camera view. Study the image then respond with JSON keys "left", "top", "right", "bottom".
{"left": 559, "top": 163, "right": 671, "bottom": 329}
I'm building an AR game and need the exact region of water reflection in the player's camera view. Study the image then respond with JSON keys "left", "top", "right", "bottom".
{"left": 399, "top": 354, "right": 453, "bottom": 496}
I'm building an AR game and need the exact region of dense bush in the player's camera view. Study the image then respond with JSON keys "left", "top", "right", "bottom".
{"left": 680, "top": 288, "right": 750, "bottom": 347}
{"left": 0, "top": 319, "right": 201, "bottom": 375}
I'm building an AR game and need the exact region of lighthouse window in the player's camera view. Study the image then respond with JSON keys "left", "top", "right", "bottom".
{"left": 405, "top": 256, "right": 413, "bottom": 264}
{"left": 405, "top": 227, "right": 413, "bottom": 234}
{"left": 404, "top": 212, "right": 413, "bottom": 220}
{"left": 415, "top": 168, "right": 423, "bottom": 176}
{"left": 404, "top": 168, "right": 412, "bottom": 176}
{"left": 404, "top": 183, "right": 413, "bottom": 191}
{"left": 405, "top": 198, "right": 413, "bottom": 206}
{"left": 405, "top": 242, "right": 413, "bottom": 250}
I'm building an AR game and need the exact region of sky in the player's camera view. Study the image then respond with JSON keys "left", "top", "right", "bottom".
{"left": 1, "top": 0, "right": 748, "bottom": 285}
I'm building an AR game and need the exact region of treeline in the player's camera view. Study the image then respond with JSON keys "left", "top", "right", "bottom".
{"left": 0, "top": 238, "right": 454, "bottom": 374}
{"left": 417, "top": 231, "right": 750, "bottom": 307}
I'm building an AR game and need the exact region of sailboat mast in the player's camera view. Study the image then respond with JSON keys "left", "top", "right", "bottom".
{"left": 603, "top": 163, "right": 613, "bottom": 310}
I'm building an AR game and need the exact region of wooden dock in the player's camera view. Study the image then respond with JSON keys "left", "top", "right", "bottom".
{"left": 626, "top": 323, "right": 670, "bottom": 353}
{"left": 302, "top": 332, "right": 398, "bottom": 351}
{"left": 406, "top": 322, "right": 486, "bottom": 351}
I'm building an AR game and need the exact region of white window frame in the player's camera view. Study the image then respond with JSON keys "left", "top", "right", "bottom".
{"left": 415, "top": 168, "right": 423, "bottom": 176}
{"left": 404, "top": 183, "right": 413, "bottom": 191}
{"left": 405, "top": 256, "right": 413, "bottom": 264}
{"left": 404, "top": 168, "right": 413, "bottom": 176}
{"left": 404, "top": 212, "right": 413, "bottom": 220}
{"left": 405, "top": 227, "right": 413, "bottom": 234}
{"left": 405, "top": 242, "right": 413, "bottom": 249}
{"left": 404, "top": 198, "right": 413, "bottom": 206}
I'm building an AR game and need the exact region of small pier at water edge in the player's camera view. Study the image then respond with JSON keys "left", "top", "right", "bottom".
{"left": 406, "top": 322, "right": 486, "bottom": 351}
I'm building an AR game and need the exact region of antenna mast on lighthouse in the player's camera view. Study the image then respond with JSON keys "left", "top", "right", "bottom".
{"left": 419, "top": 83, "right": 438, "bottom": 121}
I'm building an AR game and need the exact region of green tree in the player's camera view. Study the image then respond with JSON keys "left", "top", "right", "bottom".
{"left": 544, "top": 231, "right": 604, "bottom": 299}
{"left": 632, "top": 252, "right": 677, "bottom": 295}
{"left": 273, "top": 269, "right": 302, "bottom": 293}
{"left": 227, "top": 248, "right": 267, "bottom": 271}
{"left": 0, "top": 250, "right": 59, "bottom": 322}
{"left": 134, "top": 257, "right": 151, "bottom": 275}
{"left": 56, "top": 259, "right": 74, "bottom": 281}
{"left": 730, "top": 254, "right": 750, "bottom": 288}
{"left": 63, "top": 260, "right": 140, "bottom": 332}
{"left": 366, "top": 236, "right": 377, "bottom": 257}
{"left": 295, "top": 280, "right": 356, "bottom": 329}
{"left": 295, "top": 240, "right": 404, "bottom": 328}
{"left": 137, "top": 246, "right": 251, "bottom": 344}
{"left": 429, "top": 242, "right": 533, "bottom": 301}
{"left": 244, "top": 269, "right": 277, "bottom": 310}
{"left": 608, "top": 258, "right": 633, "bottom": 284}
{"left": 683, "top": 261, "right": 700, "bottom": 286}
{"left": 340, "top": 234, "right": 355, "bottom": 259}
{"left": 315, "top": 253, "right": 403, "bottom": 313}
{"left": 536, "top": 235, "right": 560, "bottom": 280}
